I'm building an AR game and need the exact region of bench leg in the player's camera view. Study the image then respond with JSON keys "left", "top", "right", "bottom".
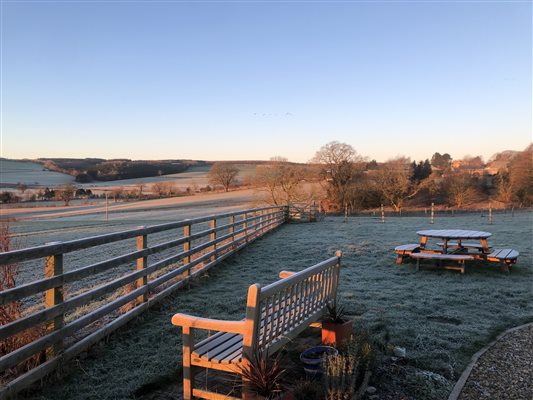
{"left": 416, "top": 259, "right": 420, "bottom": 272}
{"left": 396, "top": 254, "right": 403, "bottom": 264}
{"left": 500, "top": 263, "right": 510, "bottom": 273}
{"left": 182, "top": 327, "right": 195, "bottom": 400}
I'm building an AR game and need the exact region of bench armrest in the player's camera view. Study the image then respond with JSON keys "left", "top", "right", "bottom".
{"left": 171, "top": 313, "right": 246, "bottom": 334}
{"left": 279, "top": 270, "right": 296, "bottom": 279}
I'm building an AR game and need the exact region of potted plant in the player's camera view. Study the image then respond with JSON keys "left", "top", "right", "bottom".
{"left": 240, "top": 351, "right": 289, "bottom": 400}
{"left": 299, "top": 345, "right": 338, "bottom": 379}
{"left": 322, "top": 303, "right": 353, "bottom": 347}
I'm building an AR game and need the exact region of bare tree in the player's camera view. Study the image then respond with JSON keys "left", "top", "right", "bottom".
{"left": 374, "top": 157, "right": 421, "bottom": 211}
{"left": 110, "top": 187, "right": 124, "bottom": 203}
{"left": 208, "top": 163, "right": 239, "bottom": 192}
{"left": 444, "top": 172, "right": 474, "bottom": 208}
{"left": 151, "top": 182, "right": 166, "bottom": 197}
{"left": 311, "top": 141, "right": 364, "bottom": 207}
{"left": 255, "top": 157, "right": 305, "bottom": 205}
{"left": 495, "top": 170, "right": 514, "bottom": 204}
{"left": 136, "top": 181, "right": 145, "bottom": 198}
{"left": 56, "top": 184, "right": 75, "bottom": 206}
{"left": 508, "top": 144, "right": 533, "bottom": 206}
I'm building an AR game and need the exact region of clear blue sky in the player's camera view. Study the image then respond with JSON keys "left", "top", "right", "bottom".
{"left": 1, "top": 0, "right": 531, "bottom": 163}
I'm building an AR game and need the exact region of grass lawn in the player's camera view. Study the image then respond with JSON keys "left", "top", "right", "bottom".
{"left": 20, "top": 212, "right": 532, "bottom": 400}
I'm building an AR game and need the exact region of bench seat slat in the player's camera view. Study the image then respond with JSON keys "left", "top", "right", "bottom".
{"left": 410, "top": 253, "right": 474, "bottom": 261}
{"left": 212, "top": 340, "right": 245, "bottom": 364}
{"left": 395, "top": 244, "right": 419, "bottom": 252}
{"left": 436, "top": 242, "right": 490, "bottom": 249}
{"left": 488, "top": 248, "right": 519, "bottom": 260}
{"left": 194, "top": 333, "right": 241, "bottom": 358}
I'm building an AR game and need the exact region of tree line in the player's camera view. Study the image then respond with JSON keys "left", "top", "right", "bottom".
{"left": 209, "top": 142, "right": 532, "bottom": 211}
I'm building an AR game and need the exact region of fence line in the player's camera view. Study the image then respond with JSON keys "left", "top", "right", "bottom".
{"left": 0, "top": 205, "right": 288, "bottom": 399}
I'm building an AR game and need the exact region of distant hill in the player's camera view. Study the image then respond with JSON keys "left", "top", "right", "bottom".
{"left": 34, "top": 158, "right": 210, "bottom": 183}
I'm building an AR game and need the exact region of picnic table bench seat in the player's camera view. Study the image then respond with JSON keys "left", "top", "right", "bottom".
{"left": 436, "top": 242, "right": 491, "bottom": 251}
{"left": 172, "top": 251, "right": 342, "bottom": 400}
{"left": 394, "top": 244, "right": 420, "bottom": 264}
{"left": 487, "top": 248, "right": 519, "bottom": 266}
{"left": 409, "top": 252, "right": 474, "bottom": 274}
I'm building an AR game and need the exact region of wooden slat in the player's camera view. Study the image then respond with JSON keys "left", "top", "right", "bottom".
{"left": 194, "top": 333, "right": 240, "bottom": 357}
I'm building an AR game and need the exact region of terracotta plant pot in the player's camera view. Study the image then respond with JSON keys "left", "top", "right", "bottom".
{"left": 322, "top": 319, "right": 353, "bottom": 347}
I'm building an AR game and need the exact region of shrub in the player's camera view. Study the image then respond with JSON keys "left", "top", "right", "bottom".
{"left": 0, "top": 222, "right": 45, "bottom": 383}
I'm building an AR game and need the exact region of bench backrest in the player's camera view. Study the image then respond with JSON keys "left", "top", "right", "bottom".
{"left": 242, "top": 251, "right": 342, "bottom": 359}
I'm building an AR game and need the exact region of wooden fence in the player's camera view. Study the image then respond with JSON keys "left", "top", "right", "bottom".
{"left": 287, "top": 202, "right": 321, "bottom": 222}
{"left": 0, "top": 206, "right": 288, "bottom": 399}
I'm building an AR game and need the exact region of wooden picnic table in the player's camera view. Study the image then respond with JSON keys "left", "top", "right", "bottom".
{"left": 417, "top": 229, "right": 492, "bottom": 254}
{"left": 395, "top": 229, "right": 519, "bottom": 273}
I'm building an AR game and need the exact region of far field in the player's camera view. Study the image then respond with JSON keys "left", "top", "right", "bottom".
{"left": 17, "top": 211, "right": 532, "bottom": 400}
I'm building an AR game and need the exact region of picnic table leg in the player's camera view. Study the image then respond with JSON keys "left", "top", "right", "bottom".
{"left": 416, "top": 258, "right": 420, "bottom": 271}
{"left": 480, "top": 239, "right": 489, "bottom": 254}
{"left": 500, "top": 263, "right": 510, "bottom": 273}
{"left": 396, "top": 254, "right": 403, "bottom": 264}
{"left": 420, "top": 236, "right": 427, "bottom": 250}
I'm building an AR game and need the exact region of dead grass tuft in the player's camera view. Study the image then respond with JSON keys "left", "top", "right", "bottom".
{"left": 0, "top": 222, "right": 45, "bottom": 383}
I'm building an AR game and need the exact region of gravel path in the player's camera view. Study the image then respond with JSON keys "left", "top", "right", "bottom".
{"left": 458, "top": 324, "right": 533, "bottom": 400}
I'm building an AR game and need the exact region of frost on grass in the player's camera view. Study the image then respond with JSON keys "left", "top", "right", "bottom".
{"left": 18, "top": 212, "right": 533, "bottom": 400}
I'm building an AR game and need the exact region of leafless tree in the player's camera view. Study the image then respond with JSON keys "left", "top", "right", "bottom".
{"left": 151, "top": 182, "right": 166, "bottom": 197}
{"left": 255, "top": 157, "right": 305, "bottom": 205}
{"left": 56, "top": 184, "right": 75, "bottom": 206}
{"left": 136, "top": 181, "right": 145, "bottom": 198}
{"left": 374, "top": 157, "right": 421, "bottom": 211}
{"left": 110, "top": 187, "right": 124, "bottom": 203}
{"left": 508, "top": 144, "right": 533, "bottom": 206}
{"left": 444, "top": 172, "right": 474, "bottom": 208}
{"left": 208, "top": 163, "right": 239, "bottom": 192}
{"left": 311, "top": 141, "right": 364, "bottom": 207}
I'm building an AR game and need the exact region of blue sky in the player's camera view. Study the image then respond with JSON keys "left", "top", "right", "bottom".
{"left": 1, "top": 0, "right": 531, "bottom": 162}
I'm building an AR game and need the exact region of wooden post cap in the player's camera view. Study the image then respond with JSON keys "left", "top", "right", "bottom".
{"left": 335, "top": 250, "right": 343, "bottom": 258}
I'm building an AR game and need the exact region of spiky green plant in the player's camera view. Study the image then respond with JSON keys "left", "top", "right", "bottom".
{"left": 240, "top": 351, "right": 286, "bottom": 399}
{"left": 325, "top": 303, "right": 347, "bottom": 324}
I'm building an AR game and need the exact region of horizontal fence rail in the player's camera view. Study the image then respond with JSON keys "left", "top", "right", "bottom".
{"left": 0, "top": 206, "right": 288, "bottom": 399}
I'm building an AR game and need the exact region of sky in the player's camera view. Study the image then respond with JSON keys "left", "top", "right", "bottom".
{"left": 1, "top": 0, "right": 531, "bottom": 163}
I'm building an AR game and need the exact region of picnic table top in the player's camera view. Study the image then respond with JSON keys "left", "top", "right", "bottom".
{"left": 416, "top": 229, "right": 492, "bottom": 240}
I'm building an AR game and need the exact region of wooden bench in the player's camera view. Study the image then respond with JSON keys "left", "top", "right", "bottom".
{"left": 436, "top": 242, "right": 491, "bottom": 251}
{"left": 409, "top": 252, "right": 474, "bottom": 274}
{"left": 486, "top": 248, "right": 519, "bottom": 270}
{"left": 171, "top": 251, "right": 342, "bottom": 400}
{"left": 394, "top": 244, "right": 420, "bottom": 264}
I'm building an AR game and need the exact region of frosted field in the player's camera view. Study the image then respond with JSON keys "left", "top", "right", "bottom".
{"left": 17, "top": 211, "right": 532, "bottom": 400}
{"left": 0, "top": 160, "right": 74, "bottom": 187}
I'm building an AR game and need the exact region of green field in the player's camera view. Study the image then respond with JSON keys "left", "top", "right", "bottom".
{"left": 20, "top": 212, "right": 532, "bottom": 400}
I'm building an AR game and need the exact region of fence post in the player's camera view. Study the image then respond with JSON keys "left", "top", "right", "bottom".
{"left": 210, "top": 217, "right": 217, "bottom": 262}
{"left": 344, "top": 204, "right": 348, "bottom": 223}
{"left": 44, "top": 243, "right": 64, "bottom": 359}
{"left": 258, "top": 209, "right": 263, "bottom": 234}
{"left": 489, "top": 203, "right": 493, "bottom": 224}
{"left": 243, "top": 212, "right": 248, "bottom": 242}
{"left": 229, "top": 215, "right": 235, "bottom": 247}
{"left": 183, "top": 222, "right": 191, "bottom": 287}
{"left": 380, "top": 204, "right": 385, "bottom": 223}
{"left": 136, "top": 228, "right": 148, "bottom": 305}
{"left": 430, "top": 203, "right": 435, "bottom": 224}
